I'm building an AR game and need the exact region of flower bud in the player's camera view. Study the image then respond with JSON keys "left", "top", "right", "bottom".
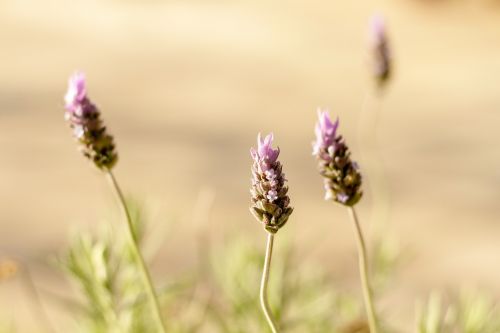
{"left": 313, "top": 110, "right": 362, "bottom": 206}
{"left": 369, "top": 14, "right": 391, "bottom": 86}
{"left": 250, "top": 133, "right": 293, "bottom": 233}
{"left": 64, "top": 72, "right": 118, "bottom": 170}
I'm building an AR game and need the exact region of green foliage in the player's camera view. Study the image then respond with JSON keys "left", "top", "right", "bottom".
{"left": 205, "top": 238, "right": 365, "bottom": 333}
{"left": 58, "top": 199, "right": 191, "bottom": 333}
{"left": 59, "top": 210, "right": 375, "bottom": 333}
{"left": 61, "top": 232, "right": 121, "bottom": 333}
{"left": 371, "top": 234, "right": 401, "bottom": 293}
{"left": 416, "top": 290, "right": 500, "bottom": 333}
{"left": 53, "top": 200, "right": 500, "bottom": 333}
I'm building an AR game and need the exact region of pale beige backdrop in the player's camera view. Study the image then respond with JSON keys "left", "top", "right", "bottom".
{"left": 1, "top": 0, "right": 500, "bottom": 331}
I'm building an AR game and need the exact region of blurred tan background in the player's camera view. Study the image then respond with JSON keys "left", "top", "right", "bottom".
{"left": 1, "top": 0, "right": 500, "bottom": 331}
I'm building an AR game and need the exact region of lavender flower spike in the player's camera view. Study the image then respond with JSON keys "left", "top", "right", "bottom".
{"left": 313, "top": 110, "right": 362, "bottom": 206}
{"left": 64, "top": 72, "right": 118, "bottom": 170}
{"left": 250, "top": 133, "right": 293, "bottom": 234}
{"left": 369, "top": 14, "right": 391, "bottom": 86}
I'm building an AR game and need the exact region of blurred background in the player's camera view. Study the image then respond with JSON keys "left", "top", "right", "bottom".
{"left": 1, "top": 0, "right": 500, "bottom": 331}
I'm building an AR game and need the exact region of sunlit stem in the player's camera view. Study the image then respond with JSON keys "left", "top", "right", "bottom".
{"left": 106, "top": 170, "right": 167, "bottom": 333}
{"left": 348, "top": 206, "right": 379, "bottom": 333}
{"left": 260, "top": 232, "right": 279, "bottom": 333}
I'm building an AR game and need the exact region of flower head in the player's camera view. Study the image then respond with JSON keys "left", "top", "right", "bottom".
{"left": 369, "top": 14, "right": 391, "bottom": 86}
{"left": 63, "top": 72, "right": 118, "bottom": 170}
{"left": 312, "top": 111, "right": 362, "bottom": 206}
{"left": 250, "top": 133, "right": 293, "bottom": 233}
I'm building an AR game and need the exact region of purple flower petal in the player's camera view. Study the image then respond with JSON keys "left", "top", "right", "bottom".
{"left": 65, "top": 71, "right": 87, "bottom": 108}
{"left": 313, "top": 109, "right": 339, "bottom": 155}
{"left": 370, "top": 14, "right": 386, "bottom": 46}
{"left": 251, "top": 132, "right": 280, "bottom": 165}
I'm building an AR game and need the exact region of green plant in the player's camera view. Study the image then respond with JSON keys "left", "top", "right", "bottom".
{"left": 206, "top": 237, "right": 366, "bottom": 333}
{"left": 416, "top": 290, "right": 500, "bottom": 333}
{"left": 59, "top": 200, "right": 191, "bottom": 333}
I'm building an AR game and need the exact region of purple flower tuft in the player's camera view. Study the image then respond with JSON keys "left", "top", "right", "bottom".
{"left": 369, "top": 13, "right": 391, "bottom": 86}
{"left": 250, "top": 133, "right": 280, "bottom": 171}
{"left": 313, "top": 109, "right": 339, "bottom": 156}
{"left": 369, "top": 14, "right": 386, "bottom": 45}
{"left": 64, "top": 71, "right": 87, "bottom": 108}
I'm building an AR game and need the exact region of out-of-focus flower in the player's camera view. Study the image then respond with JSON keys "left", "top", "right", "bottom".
{"left": 313, "top": 110, "right": 362, "bottom": 206}
{"left": 369, "top": 14, "right": 391, "bottom": 86}
{"left": 64, "top": 72, "right": 118, "bottom": 170}
{"left": 250, "top": 133, "right": 293, "bottom": 233}
{"left": 0, "top": 259, "right": 18, "bottom": 281}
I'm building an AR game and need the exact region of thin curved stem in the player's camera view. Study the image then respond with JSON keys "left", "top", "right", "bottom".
{"left": 106, "top": 170, "right": 167, "bottom": 333}
{"left": 260, "top": 233, "right": 279, "bottom": 333}
{"left": 348, "top": 206, "right": 379, "bottom": 333}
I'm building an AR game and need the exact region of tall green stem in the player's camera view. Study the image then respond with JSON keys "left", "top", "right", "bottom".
{"left": 106, "top": 170, "right": 167, "bottom": 333}
{"left": 348, "top": 206, "right": 379, "bottom": 333}
{"left": 260, "top": 233, "right": 279, "bottom": 333}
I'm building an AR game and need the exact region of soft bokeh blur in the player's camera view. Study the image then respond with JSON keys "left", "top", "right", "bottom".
{"left": 2, "top": 0, "right": 500, "bottom": 331}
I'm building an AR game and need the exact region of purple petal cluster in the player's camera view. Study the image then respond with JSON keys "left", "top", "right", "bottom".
{"left": 313, "top": 110, "right": 339, "bottom": 156}
{"left": 313, "top": 111, "right": 362, "bottom": 206}
{"left": 64, "top": 72, "right": 87, "bottom": 108}
{"left": 250, "top": 133, "right": 293, "bottom": 233}
{"left": 250, "top": 133, "right": 280, "bottom": 173}
{"left": 64, "top": 72, "right": 118, "bottom": 170}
